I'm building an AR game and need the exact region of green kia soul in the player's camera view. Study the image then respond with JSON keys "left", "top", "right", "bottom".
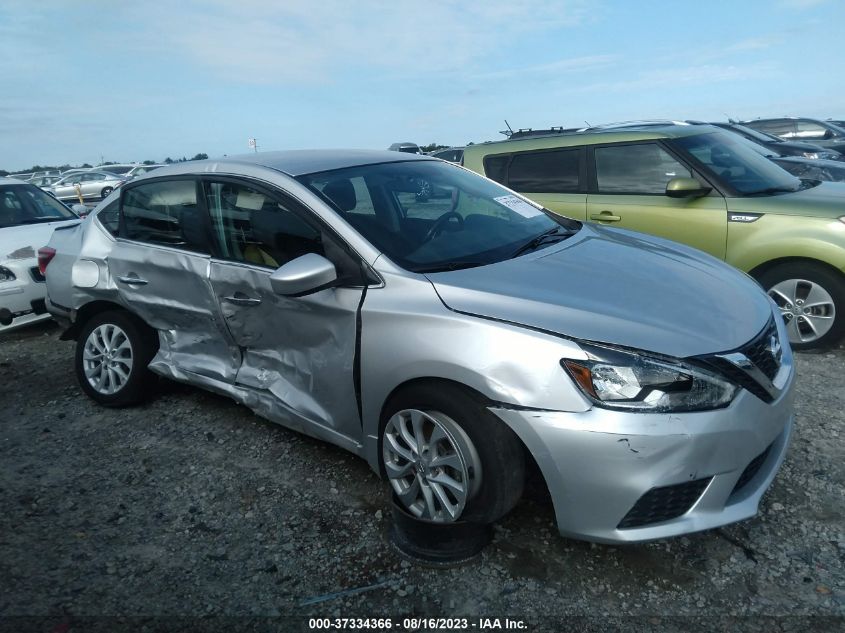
{"left": 462, "top": 123, "right": 845, "bottom": 350}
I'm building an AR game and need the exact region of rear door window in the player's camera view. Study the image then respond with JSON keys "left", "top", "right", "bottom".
{"left": 595, "top": 143, "right": 691, "bottom": 194}
{"left": 794, "top": 120, "right": 828, "bottom": 140}
{"left": 121, "top": 179, "right": 207, "bottom": 252}
{"left": 751, "top": 120, "right": 796, "bottom": 138}
{"left": 507, "top": 149, "right": 580, "bottom": 193}
{"left": 483, "top": 155, "right": 509, "bottom": 185}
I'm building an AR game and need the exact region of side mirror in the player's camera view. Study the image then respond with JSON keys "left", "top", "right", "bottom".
{"left": 666, "top": 177, "right": 712, "bottom": 199}
{"left": 71, "top": 204, "right": 89, "bottom": 217}
{"left": 823, "top": 129, "right": 835, "bottom": 140}
{"left": 269, "top": 253, "right": 338, "bottom": 297}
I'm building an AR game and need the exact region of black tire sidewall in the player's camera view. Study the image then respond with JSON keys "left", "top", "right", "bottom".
{"left": 380, "top": 383, "right": 525, "bottom": 524}
{"left": 101, "top": 187, "right": 113, "bottom": 199}
{"left": 758, "top": 263, "right": 845, "bottom": 350}
{"left": 75, "top": 310, "right": 158, "bottom": 407}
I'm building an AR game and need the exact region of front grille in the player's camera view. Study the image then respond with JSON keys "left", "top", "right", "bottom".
{"left": 698, "top": 318, "right": 782, "bottom": 403}
{"left": 730, "top": 444, "right": 772, "bottom": 497}
{"left": 706, "top": 357, "right": 774, "bottom": 402}
{"left": 617, "top": 477, "right": 712, "bottom": 529}
{"left": 29, "top": 267, "right": 45, "bottom": 282}
{"left": 743, "top": 320, "right": 780, "bottom": 381}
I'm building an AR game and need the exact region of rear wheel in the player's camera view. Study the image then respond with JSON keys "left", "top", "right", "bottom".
{"left": 381, "top": 383, "right": 524, "bottom": 524}
{"left": 75, "top": 310, "right": 158, "bottom": 406}
{"left": 758, "top": 262, "right": 845, "bottom": 350}
{"left": 100, "top": 186, "right": 113, "bottom": 199}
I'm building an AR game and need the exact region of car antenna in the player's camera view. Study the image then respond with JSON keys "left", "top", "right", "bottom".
{"left": 500, "top": 119, "right": 514, "bottom": 137}
{"left": 584, "top": 120, "right": 591, "bottom": 127}
{"left": 725, "top": 113, "right": 737, "bottom": 123}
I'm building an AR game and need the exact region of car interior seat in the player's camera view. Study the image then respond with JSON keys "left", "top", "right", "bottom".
{"left": 249, "top": 205, "right": 321, "bottom": 267}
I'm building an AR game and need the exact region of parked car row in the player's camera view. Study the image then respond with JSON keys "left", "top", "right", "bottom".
{"left": 7, "top": 164, "right": 167, "bottom": 202}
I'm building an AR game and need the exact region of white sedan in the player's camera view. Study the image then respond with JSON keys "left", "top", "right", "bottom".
{"left": 1, "top": 178, "right": 79, "bottom": 332}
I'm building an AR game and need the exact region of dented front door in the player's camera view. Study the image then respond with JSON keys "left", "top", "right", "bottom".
{"left": 200, "top": 178, "right": 364, "bottom": 446}
{"left": 208, "top": 261, "right": 363, "bottom": 444}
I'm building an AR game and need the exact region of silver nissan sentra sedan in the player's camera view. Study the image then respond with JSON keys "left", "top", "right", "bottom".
{"left": 43, "top": 150, "right": 795, "bottom": 543}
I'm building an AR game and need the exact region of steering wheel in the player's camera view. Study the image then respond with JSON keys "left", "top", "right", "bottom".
{"left": 423, "top": 211, "right": 464, "bottom": 242}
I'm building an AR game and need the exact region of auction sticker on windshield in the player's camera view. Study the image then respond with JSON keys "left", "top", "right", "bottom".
{"left": 494, "top": 194, "right": 543, "bottom": 218}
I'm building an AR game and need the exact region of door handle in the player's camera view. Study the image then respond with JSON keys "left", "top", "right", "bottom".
{"left": 590, "top": 212, "right": 622, "bottom": 222}
{"left": 223, "top": 294, "right": 262, "bottom": 307}
{"left": 116, "top": 275, "right": 148, "bottom": 286}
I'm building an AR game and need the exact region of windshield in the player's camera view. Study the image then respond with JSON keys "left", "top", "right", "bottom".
{"left": 0, "top": 184, "right": 76, "bottom": 228}
{"left": 298, "top": 160, "right": 581, "bottom": 272}
{"left": 673, "top": 131, "right": 802, "bottom": 195}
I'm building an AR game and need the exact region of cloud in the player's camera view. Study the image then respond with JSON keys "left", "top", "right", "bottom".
{"left": 111, "top": 0, "right": 598, "bottom": 84}
{"left": 471, "top": 54, "right": 619, "bottom": 81}
{"left": 725, "top": 36, "right": 780, "bottom": 52}
{"left": 569, "top": 63, "right": 780, "bottom": 96}
{"left": 778, "top": 0, "right": 829, "bottom": 8}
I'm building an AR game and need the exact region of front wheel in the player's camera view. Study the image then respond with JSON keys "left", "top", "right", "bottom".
{"left": 381, "top": 383, "right": 525, "bottom": 524}
{"left": 758, "top": 262, "right": 845, "bottom": 350}
{"left": 75, "top": 310, "right": 158, "bottom": 406}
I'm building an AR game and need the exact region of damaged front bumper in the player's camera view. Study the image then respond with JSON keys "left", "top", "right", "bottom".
{"left": 491, "top": 368, "right": 795, "bottom": 543}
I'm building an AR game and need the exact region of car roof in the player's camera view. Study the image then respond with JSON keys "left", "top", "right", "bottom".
{"left": 464, "top": 123, "right": 715, "bottom": 155}
{"left": 0, "top": 177, "right": 31, "bottom": 185}
{"left": 153, "top": 150, "right": 436, "bottom": 178}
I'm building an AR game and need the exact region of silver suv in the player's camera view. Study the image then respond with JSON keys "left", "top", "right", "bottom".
{"left": 43, "top": 150, "right": 794, "bottom": 543}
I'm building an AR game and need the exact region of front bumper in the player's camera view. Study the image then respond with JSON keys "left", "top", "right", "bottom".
{"left": 492, "top": 365, "right": 795, "bottom": 543}
{"left": 0, "top": 259, "right": 50, "bottom": 332}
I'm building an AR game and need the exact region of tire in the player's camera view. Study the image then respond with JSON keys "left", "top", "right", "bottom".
{"left": 100, "top": 186, "right": 113, "bottom": 199}
{"left": 380, "top": 383, "right": 525, "bottom": 524}
{"left": 75, "top": 310, "right": 159, "bottom": 407}
{"left": 757, "top": 262, "right": 845, "bottom": 350}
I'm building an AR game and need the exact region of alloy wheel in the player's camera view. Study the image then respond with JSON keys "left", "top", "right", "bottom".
{"left": 768, "top": 278, "right": 836, "bottom": 344}
{"left": 82, "top": 323, "right": 134, "bottom": 394}
{"left": 383, "top": 409, "right": 480, "bottom": 522}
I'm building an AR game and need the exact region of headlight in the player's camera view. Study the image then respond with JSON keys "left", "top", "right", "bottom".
{"left": 802, "top": 152, "right": 821, "bottom": 160}
{"left": 0, "top": 266, "right": 16, "bottom": 282}
{"left": 562, "top": 343, "right": 738, "bottom": 413}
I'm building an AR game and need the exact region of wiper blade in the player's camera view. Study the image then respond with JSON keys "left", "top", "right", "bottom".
{"left": 745, "top": 186, "right": 798, "bottom": 196}
{"left": 415, "top": 261, "right": 486, "bottom": 273}
{"left": 11, "top": 217, "right": 66, "bottom": 225}
{"left": 511, "top": 227, "right": 576, "bottom": 258}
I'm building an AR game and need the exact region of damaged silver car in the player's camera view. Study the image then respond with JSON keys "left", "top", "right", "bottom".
{"left": 44, "top": 150, "right": 795, "bottom": 543}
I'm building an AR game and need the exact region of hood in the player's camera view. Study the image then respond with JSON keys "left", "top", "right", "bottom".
{"left": 729, "top": 181, "right": 845, "bottom": 218}
{"left": 0, "top": 220, "right": 79, "bottom": 262}
{"left": 426, "top": 225, "right": 772, "bottom": 358}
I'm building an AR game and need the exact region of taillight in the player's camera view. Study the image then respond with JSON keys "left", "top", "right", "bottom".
{"left": 37, "top": 247, "right": 56, "bottom": 275}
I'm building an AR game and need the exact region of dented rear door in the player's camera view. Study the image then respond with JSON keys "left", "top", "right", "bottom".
{"left": 111, "top": 177, "right": 240, "bottom": 383}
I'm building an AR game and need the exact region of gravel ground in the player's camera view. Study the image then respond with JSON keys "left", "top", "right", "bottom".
{"left": 0, "top": 322, "right": 843, "bottom": 632}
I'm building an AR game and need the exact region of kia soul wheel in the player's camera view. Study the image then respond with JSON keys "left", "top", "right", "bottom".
{"left": 759, "top": 263, "right": 845, "bottom": 350}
